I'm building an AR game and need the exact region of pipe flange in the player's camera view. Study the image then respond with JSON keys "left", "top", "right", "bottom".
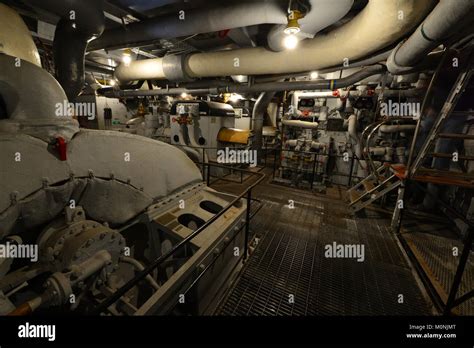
{"left": 162, "top": 54, "right": 192, "bottom": 82}
{"left": 387, "top": 41, "right": 416, "bottom": 75}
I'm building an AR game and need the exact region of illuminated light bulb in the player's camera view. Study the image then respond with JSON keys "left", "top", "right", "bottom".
{"left": 283, "top": 34, "right": 298, "bottom": 50}
{"left": 229, "top": 93, "right": 244, "bottom": 103}
{"left": 109, "top": 79, "right": 116, "bottom": 86}
{"left": 310, "top": 71, "right": 319, "bottom": 79}
{"left": 181, "top": 93, "right": 188, "bottom": 98}
{"left": 122, "top": 49, "right": 132, "bottom": 66}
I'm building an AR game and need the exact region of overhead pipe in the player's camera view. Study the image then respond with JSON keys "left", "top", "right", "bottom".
{"left": 106, "top": 65, "right": 386, "bottom": 98}
{"left": 89, "top": 1, "right": 288, "bottom": 51}
{"left": 114, "top": 0, "right": 433, "bottom": 82}
{"left": 387, "top": 0, "right": 474, "bottom": 74}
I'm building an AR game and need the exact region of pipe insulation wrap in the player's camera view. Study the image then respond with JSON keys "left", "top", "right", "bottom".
{"left": 389, "top": 0, "right": 474, "bottom": 73}
{"left": 0, "top": 55, "right": 79, "bottom": 142}
{"left": 0, "top": 131, "right": 203, "bottom": 238}
{"left": 252, "top": 92, "right": 276, "bottom": 159}
{"left": 0, "top": 3, "right": 41, "bottom": 67}
{"left": 90, "top": 0, "right": 288, "bottom": 51}
{"left": 110, "top": 65, "right": 386, "bottom": 97}
{"left": 115, "top": 0, "right": 433, "bottom": 81}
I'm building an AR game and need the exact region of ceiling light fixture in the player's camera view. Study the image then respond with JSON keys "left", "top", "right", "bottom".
{"left": 310, "top": 71, "right": 319, "bottom": 79}
{"left": 284, "top": 10, "right": 302, "bottom": 35}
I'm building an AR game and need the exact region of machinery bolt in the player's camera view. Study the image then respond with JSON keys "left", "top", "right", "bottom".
{"left": 199, "top": 264, "right": 206, "bottom": 271}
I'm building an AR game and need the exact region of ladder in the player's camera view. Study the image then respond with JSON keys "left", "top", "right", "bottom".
{"left": 348, "top": 164, "right": 401, "bottom": 213}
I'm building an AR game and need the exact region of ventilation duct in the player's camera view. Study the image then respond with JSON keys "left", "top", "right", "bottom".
{"left": 115, "top": 0, "right": 433, "bottom": 82}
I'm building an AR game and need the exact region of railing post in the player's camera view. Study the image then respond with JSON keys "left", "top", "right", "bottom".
{"left": 244, "top": 189, "right": 252, "bottom": 261}
{"left": 206, "top": 162, "right": 211, "bottom": 186}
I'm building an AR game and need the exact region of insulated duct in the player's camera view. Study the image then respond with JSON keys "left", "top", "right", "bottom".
{"left": 24, "top": 0, "right": 105, "bottom": 101}
{"left": 115, "top": 0, "right": 433, "bottom": 82}
{"left": 388, "top": 0, "right": 474, "bottom": 74}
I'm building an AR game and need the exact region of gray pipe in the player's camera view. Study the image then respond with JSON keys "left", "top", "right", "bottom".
{"left": 24, "top": 0, "right": 105, "bottom": 101}
{"left": 89, "top": 1, "right": 287, "bottom": 51}
{"left": 388, "top": 0, "right": 474, "bottom": 74}
{"left": 253, "top": 92, "right": 275, "bottom": 162}
{"left": 104, "top": 65, "right": 385, "bottom": 98}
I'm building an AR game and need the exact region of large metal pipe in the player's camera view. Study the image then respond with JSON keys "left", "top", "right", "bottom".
{"left": 106, "top": 65, "right": 385, "bottom": 98}
{"left": 252, "top": 92, "right": 275, "bottom": 160}
{"left": 89, "top": 1, "right": 288, "bottom": 51}
{"left": 24, "top": 0, "right": 105, "bottom": 101}
{"left": 387, "top": 0, "right": 474, "bottom": 74}
{"left": 115, "top": 0, "right": 433, "bottom": 82}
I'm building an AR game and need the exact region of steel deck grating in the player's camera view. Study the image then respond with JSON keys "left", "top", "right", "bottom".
{"left": 216, "top": 179, "right": 432, "bottom": 316}
{"left": 401, "top": 216, "right": 474, "bottom": 315}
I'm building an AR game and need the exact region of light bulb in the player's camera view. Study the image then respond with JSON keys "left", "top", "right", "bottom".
{"left": 310, "top": 71, "right": 319, "bottom": 79}
{"left": 283, "top": 34, "right": 298, "bottom": 50}
{"left": 122, "top": 53, "right": 132, "bottom": 66}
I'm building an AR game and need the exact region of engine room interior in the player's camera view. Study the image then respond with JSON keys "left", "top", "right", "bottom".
{"left": 0, "top": 0, "right": 474, "bottom": 345}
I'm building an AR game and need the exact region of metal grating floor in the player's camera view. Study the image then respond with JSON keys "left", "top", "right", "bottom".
{"left": 215, "top": 178, "right": 432, "bottom": 316}
{"left": 401, "top": 216, "right": 474, "bottom": 315}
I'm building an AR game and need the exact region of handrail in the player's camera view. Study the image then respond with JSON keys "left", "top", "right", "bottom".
{"left": 92, "top": 161, "right": 265, "bottom": 314}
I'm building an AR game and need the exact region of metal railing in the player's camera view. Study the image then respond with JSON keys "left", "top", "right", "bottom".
{"left": 92, "top": 161, "right": 265, "bottom": 315}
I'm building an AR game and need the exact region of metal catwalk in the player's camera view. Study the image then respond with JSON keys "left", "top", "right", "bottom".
{"left": 215, "top": 178, "right": 433, "bottom": 315}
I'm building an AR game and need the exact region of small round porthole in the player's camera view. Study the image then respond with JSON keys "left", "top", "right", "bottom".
{"left": 177, "top": 214, "right": 205, "bottom": 231}
{"left": 173, "top": 135, "right": 179, "bottom": 143}
{"left": 198, "top": 137, "right": 206, "bottom": 145}
{"left": 200, "top": 201, "right": 223, "bottom": 215}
